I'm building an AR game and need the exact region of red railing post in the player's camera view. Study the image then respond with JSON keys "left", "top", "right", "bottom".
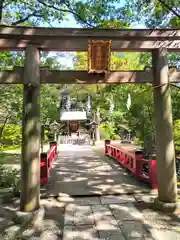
{"left": 116, "top": 149, "right": 120, "bottom": 161}
{"left": 48, "top": 147, "right": 55, "bottom": 168}
{"left": 120, "top": 151, "right": 124, "bottom": 164}
{"left": 49, "top": 141, "right": 57, "bottom": 154}
{"left": 135, "top": 159, "right": 142, "bottom": 180}
{"left": 129, "top": 156, "right": 135, "bottom": 174}
{"left": 40, "top": 153, "right": 48, "bottom": 184}
{"left": 104, "top": 140, "right": 111, "bottom": 155}
{"left": 134, "top": 149, "right": 144, "bottom": 177}
{"left": 105, "top": 139, "right": 111, "bottom": 146}
{"left": 113, "top": 147, "right": 116, "bottom": 158}
{"left": 124, "top": 154, "right": 128, "bottom": 167}
{"left": 135, "top": 150, "right": 144, "bottom": 161}
{"left": 149, "top": 159, "right": 158, "bottom": 189}
{"left": 108, "top": 146, "right": 111, "bottom": 156}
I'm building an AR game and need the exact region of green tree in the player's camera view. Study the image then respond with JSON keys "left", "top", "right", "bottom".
{"left": 40, "top": 84, "right": 60, "bottom": 124}
{"left": 0, "top": 85, "right": 22, "bottom": 142}
{"left": 72, "top": 50, "right": 149, "bottom": 141}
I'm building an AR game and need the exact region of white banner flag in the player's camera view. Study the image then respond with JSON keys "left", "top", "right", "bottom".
{"left": 126, "top": 93, "right": 131, "bottom": 110}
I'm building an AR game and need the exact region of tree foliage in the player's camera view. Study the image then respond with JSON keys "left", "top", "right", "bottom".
{"left": 127, "top": 0, "right": 180, "bottom": 28}
{"left": 0, "top": 0, "right": 133, "bottom": 27}
{"left": 72, "top": 51, "right": 153, "bottom": 142}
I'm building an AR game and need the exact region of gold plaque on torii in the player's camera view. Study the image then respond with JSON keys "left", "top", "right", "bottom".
{"left": 88, "top": 40, "right": 111, "bottom": 74}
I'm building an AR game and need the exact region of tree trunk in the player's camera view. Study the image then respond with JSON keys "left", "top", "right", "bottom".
{"left": 0, "top": 0, "right": 4, "bottom": 23}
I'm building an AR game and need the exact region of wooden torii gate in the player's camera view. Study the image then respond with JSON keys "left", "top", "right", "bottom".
{"left": 0, "top": 26, "right": 180, "bottom": 212}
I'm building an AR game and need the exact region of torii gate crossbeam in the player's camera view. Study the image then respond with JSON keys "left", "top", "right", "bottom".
{"left": 0, "top": 67, "right": 180, "bottom": 84}
{"left": 0, "top": 25, "right": 180, "bottom": 51}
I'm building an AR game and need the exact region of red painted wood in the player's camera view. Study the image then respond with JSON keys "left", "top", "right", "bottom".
{"left": 104, "top": 142, "right": 158, "bottom": 189}
{"left": 149, "top": 159, "right": 158, "bottom": 189}
{"left": 40, "top": 142, "right": 58, "bottom": 185}
{"left": 40, "top": 153, "right": 48, "bottom": 185}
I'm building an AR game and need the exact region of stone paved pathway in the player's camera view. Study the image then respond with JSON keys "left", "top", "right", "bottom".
{"left": 1, "top": 144, "right": 180, "bottom": 239}
{"left": 62, "top": 195, "right": 151, "bottom": 240}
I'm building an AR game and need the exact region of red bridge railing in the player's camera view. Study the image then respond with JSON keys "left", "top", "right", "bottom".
{"left": 40, "top": 141, "right": 57, "bottom": 185}
{"left": 104, "top": 140, "right": 158, "bottom": 189}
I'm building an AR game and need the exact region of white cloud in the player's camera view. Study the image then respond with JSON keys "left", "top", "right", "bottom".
{"left": 131, "top": 22, "right": 146, "bottom": 28}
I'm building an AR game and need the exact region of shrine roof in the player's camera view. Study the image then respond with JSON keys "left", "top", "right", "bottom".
{"left": 60, "top": 111, "right": 87, "bottom": 121}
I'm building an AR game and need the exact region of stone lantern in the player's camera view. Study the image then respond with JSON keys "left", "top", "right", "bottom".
{"left": 50, "top": 120, "right": 60, "bottom": 141}
{"left": 89, "top": 119, "right": 98, "bottom": 146}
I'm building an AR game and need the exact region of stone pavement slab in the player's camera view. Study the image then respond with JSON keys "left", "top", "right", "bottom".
{"left": 133, "top": 193, "right": 157, "bottom": 203}
{"left": 110, "top": 203, "right": 142, "bottom": 223}
{"left": 63, "top": 224, "right": 99, "bottom": 240}
{"left": 120, "top": 220, "right": 147, "bottom": 239}
{"left": 74, "top": 197, "right": 101, "bottom": 206}
{"left": 73, "top": 225, "right": 99, "bottom": 240}
{"left": 63, "top": 225, "right": 74, "bottom": 240}
{"left": 98, "top": 231, "right": 126, "bottom": 240}
{"left": 100, "top": 195, "right": 136, "bottom": 205}
{"left": 74, "top": 205, "right": 94, "bottom": 225}
{"left": 92, "top": 205, "right": 112, "bottom": 217}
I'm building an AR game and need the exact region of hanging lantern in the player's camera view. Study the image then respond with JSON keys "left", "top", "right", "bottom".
{"left": 88, "top": 40, "right": 111, "bottom": 74}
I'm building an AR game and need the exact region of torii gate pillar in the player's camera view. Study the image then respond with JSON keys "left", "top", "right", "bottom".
{"left": 20, "top": 46, "right": 41, "bottom": 212}
{"left": 152, "top": 48, "right": 177, "bottom": 206}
